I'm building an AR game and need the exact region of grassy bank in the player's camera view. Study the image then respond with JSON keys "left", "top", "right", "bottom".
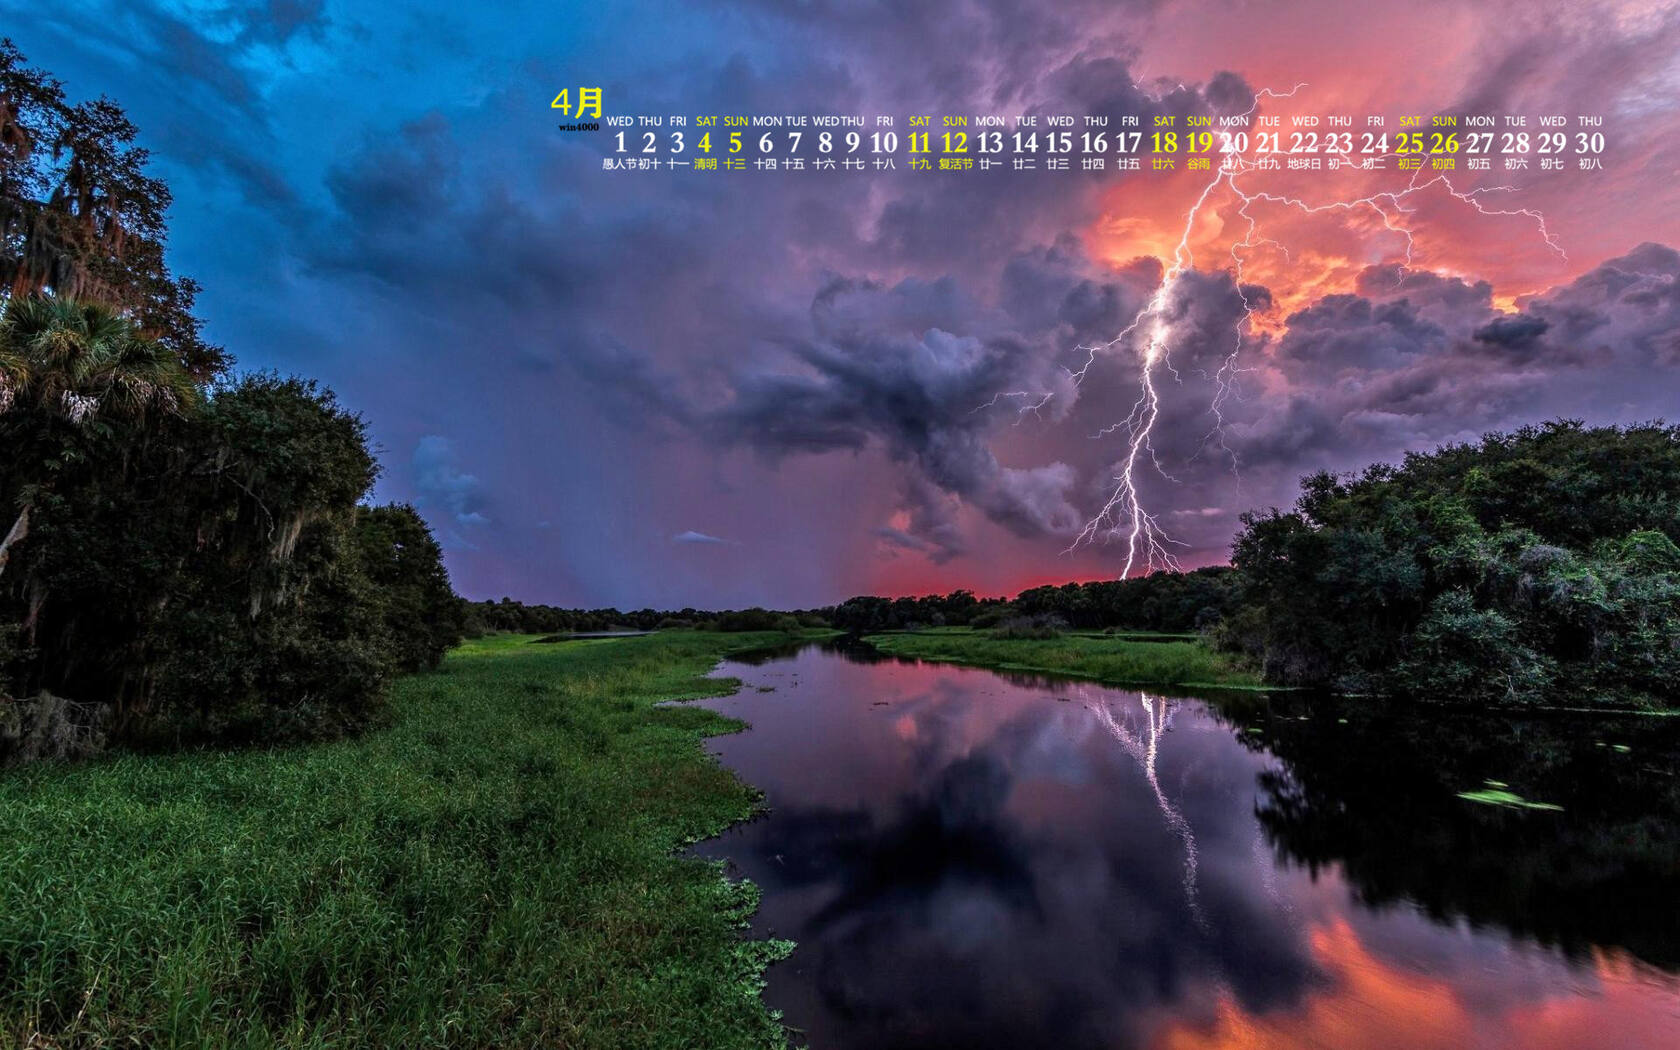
{"left": 0, "top": 631, "right": 810, "bottom": 1049}
{"left": 862, "top": 626, "right": 1263, "bottom": 689}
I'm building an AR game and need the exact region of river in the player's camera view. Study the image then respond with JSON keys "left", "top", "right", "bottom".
{"left": 691, "top": 640, "right": 1680, "bottom": 1050}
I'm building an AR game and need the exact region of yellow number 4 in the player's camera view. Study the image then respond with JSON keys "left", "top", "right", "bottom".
{"left": 551, "top": 87, "right": 602, "bottom": 119}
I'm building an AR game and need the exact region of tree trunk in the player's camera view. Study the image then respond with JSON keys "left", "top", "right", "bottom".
{"left": 0, "top": 502, "right": 29, "bottom": 580}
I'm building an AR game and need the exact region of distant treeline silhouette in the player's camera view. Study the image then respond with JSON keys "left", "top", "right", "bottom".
{"left": 463, "top": 566, "right": 1243, "bottom": 639}
{"left": 460, "top": 601, "right": 826, "bottom": 636}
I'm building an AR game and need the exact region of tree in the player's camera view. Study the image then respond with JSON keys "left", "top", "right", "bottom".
{"left": 354, "top": 504, "right": 465, "bottom": 672}
{"left": 0, "top": 296, "right": 194, "bottom": 580}
{"left": 0, "top": 39, "right": 222, "bottom": 377}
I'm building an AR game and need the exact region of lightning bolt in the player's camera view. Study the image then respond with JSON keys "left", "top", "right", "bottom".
{"left": 1090, "top": 690, "right": 1207, "bottom": 930}
{"left": 1047, "top": 84, "right": 1567, "bottom": 577}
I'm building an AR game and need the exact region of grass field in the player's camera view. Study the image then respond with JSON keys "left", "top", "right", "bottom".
{"left": 861, "top": 627, "right": 1263, "bottom": 689}
{"left": 0, "top": 631, "right": 811, "bottom": 1049}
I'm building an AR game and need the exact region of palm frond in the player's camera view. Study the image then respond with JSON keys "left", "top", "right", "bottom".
{"left": 0, "top": 294, "right": 200, "bottom": 420}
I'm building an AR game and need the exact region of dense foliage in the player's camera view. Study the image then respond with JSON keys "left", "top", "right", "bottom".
{"left": 826, "top": 568, "right": 1240, "bottom": 633}
{"left": 1221, "top": 421, "right": 1680, "bottom": 706}
{"left": 0, "top": 301, "right": 465, "bottom": 757}
{"left": 0, "top": 45, "right": 462, "bottom": 760}
{"left": 461, "top": 599, "right": 817, "bottom": 636}
{"left": 1010, "top": 568, "right": 1241, "bottom": 631}
{"left": 825, "top": 590, "right": 1000, "bottom": 632}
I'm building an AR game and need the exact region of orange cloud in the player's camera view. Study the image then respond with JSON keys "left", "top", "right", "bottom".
{"left": 1152, "top": 919, "right": 1680, "bottom": 1050}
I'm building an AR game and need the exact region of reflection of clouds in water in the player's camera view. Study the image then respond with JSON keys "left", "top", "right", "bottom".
{"left": 1154, "top": 919, "right": 1680, "bottom": 1050}
{"left": 697, "top": 655, "right": 1319, "bottom": 1048}
{"left": 694, "top": 646, "right": 1680, "bottom": 1050}
{"left": 1090, "top": 692, "right": 1208, "bottom": 931}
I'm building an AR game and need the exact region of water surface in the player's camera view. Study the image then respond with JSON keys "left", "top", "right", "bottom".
{"left": 693, "top": 642, "right": 1680, "bottom": 1050}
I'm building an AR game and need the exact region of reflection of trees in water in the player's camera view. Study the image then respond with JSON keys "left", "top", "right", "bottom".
{"left": 1090, "top": 692, "right": 1207, "bottom": 930}
{"left": 1230, "top": 697, "right": 1680, "bottom": 972}
{"left": 726, "top": 636, "right": 910, "bottom": 667}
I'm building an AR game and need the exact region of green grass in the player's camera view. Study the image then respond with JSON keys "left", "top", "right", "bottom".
{"left": 0, "top": 631, "right": 813, "bottom": 1049}
{"left": 862, "top": 627, "right": 1263, "bottom": 689}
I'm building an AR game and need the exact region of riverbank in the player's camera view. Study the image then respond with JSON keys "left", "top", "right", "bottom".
{"left": 861, "top": 626, "right": 1264, "bottom": 689}
{"left": 0, "top": 631, "right": 814, "bottom": 1049}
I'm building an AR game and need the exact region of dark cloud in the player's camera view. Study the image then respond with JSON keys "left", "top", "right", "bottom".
{"left": 1000, "top": 236, "right": 1153, "bottom": 344}
{"left": 725, "top": 0, "right": 1168, "bottom": 108}
{"left": 1229, "top": 245, "right": 1680, "bottom": 478}
{"left": 885, "top": 464, "right": 973, "bottom": 563}
{"left": 709, "top": 275, "right": 1083, "bottom": 546}
{"left": 1473, "top": 314, "right": 1549, "bottom": 349}
{"left": 1279, "top": 294, "right": 1454, "bottom": 371}
{"left": 7, "top": 1, "right": 313, "bottom": 211}
{"left": 1522, "top": 243, "right": 1680, "bottom": 365}
{"left": 237, "top": 0, "right": 331, "bottom": 47}
{"left": 412, "top": 436, "right": 489, "bottom": 527}
{"left": 873, "top": 525, "right": 951, "bottom": 561}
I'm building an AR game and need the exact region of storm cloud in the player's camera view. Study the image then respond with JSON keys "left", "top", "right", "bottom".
{"left": 10, "top": 0, "right": 1679, "bottom": 605}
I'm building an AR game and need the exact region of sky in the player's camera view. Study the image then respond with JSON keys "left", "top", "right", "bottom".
{"left": 5, "top": 0, "right": 1679, "bottom": 608}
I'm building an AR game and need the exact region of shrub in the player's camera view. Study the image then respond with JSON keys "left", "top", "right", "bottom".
{"left": 989, "top": 614, "right": 1068, "bottom": 640}
{"left": 715, "top": 608, "right": 782, "bottom": 632}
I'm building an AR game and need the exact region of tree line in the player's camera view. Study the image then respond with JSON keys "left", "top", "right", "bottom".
{"left": 822, "top": 567, "right": 1241, "bottom": 633}
{"left": 460, "top": 600, "right": 826, "bottom": 636}
{"left": 471, "top": 567, "right": 1242, "bottom": 640}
